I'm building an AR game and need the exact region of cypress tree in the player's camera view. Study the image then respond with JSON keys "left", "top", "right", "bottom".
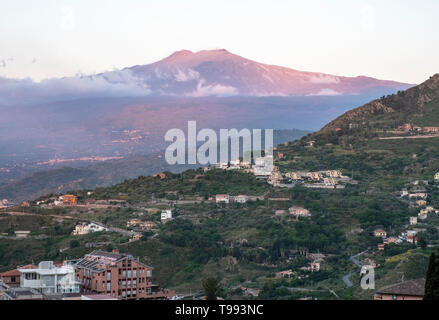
{"left": 424, "top": 251, "right": 439, "bottom": 300}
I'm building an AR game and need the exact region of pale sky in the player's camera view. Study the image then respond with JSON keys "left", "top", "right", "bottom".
{"left": 0, "top": 0, "right": 438, "bottom": 84}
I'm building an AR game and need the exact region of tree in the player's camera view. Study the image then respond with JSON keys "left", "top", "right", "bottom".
{"left": 69, "top": 240, "right": 80, "bottom": 249}
{"left": 202, "top": 277, "right": 220, "bottom": 300}
{"left": 424, "top": 251, "right": 439, "bottom": 300}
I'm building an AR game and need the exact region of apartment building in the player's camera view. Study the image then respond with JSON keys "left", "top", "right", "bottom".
{"left": 75, "top": 250, "right": 173, "bottom": 300}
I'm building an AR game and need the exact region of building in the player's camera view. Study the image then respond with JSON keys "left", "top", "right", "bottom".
{"left": 410, "top": 216, "right": 418, "bottom": 225}
{"left": 140, "top": 221, "right": 157, "bottom": 231}
{"left": 377, "top": 244, "right": 385, "bottom": 251}
{"left": 81, "top": 294, "right": 119, "bottom": 300}
{"left": 374, "top": 279, "right": 425, "bottom": 300}
{"left": 416, "top": 200, "right": 427, "bottom": 206}
{"left": 127, "top": 219, "right": 142, "bottom": 228}
{"left": 0, "top": 264, "right": 36, "bottom": 288}
{"left": 435, "top": 172, "right": 439, "bottom": 181}
{"left": 373, "top": 229, "right": 387, "bottom": 238}
{"left": 289, "top": 206, "right": 311, "bottom": 217}
{"left": 233, "top": 195, "right": 249, "bottom": 204}
{"left": 423, "top": 126, "right": 439, "bottom": 133}
{"left": 285, "top": 172, "right": 303, "bottom": 181}
{"left": 72, "top": 222, "right": 108, "bottom": 236}
{"left": 75, "top": 250, "right": 174, "bottom": 300}
{"left": 310, "top": 262, "right": 320, "bottom": 272}
{"left": 384, "top": 237, "right": 398, "bottom": 245}
{"left": 161, "top": 209, "right": 173, "bottom": 223}
{"left": 276, "top": 270, "right": 294, "bottom": 278}
{"left": 63, "top": 194, "right": 78, "bottom": 205}
{"left": 1, "top": 287, "right": 44, "bottom": 301}
{"left": 19, "top": 261, "right": 80, "bottom": 295}
{"left": 306, "top": 172, "right": 322, "bottom": 181}
{"left": 406, "top": 230, "right": 418, "bottom": 244}
{"left": 216, "top": 194, "right": 230, "bottom": 204}
{"left": 14, "top": 230, "right": 31, "bottom": 239}
{"left": 325, "top": 170, "right": 342, "bottom": 178}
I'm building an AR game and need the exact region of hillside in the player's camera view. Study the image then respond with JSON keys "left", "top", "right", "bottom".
{"left": 2, "top": 75, "right": 438, "bottom": 300}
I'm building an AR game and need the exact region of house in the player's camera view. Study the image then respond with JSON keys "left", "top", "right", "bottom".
{"left": 410, "top": 217, "right": 418, "bottom": 225}
{"left": 434, "top": 172, "right": 439, "bottom": 181}
{"left": 373, "top": 229, "right": 387, "bottom": 238}
{"left": 276, "top": 270, "right": 294, "bottom": 278}
{"left": 310, "top": 262, "right": 320, "bottom": 272}
{"left": 0, "top": 265, "right": 36, "bottom": 288}
{"left": 233, "top": 195, "right": 249, "bottom": 204}
{"left": 161, "top": 210, "right": 173, "bottom": 222}
{"left": 384, "top": 237, "right": 398, "bottom": 245}
{"left": 216, "top": 194, "right": 230, "bottom": 204}
{"left": 75, "top": 250, "right": 174, "bottom": 300}
{"left": 374, "top": 279, "right": 425, "bottom": 300}
{"left": 130, "top": 234, "right": 142, "bottom": 242}
{"left": 397, "top": 123, "right": 412, "bottom": 132}
{"left": 63, "top": 194, "right": 77, "bottom": 205}
{"left": 423, "top": 126, "right": 439, "bottom": 133}
{"left": 140, "top": 221, "right": 157, "bottom": 230}
{"left": 306, "top": 172, "right": 322, "bottom": 181}
{"left": 323, "top": 177, "right": 338, "bottom": 186}
{"left": 406, "top": 231, "right": 418, "bottom": 244}
{"left": 289, "top": 206, "right": 311, "bottom": 217}
{"left": 409, "top": 193, "right": 427, "bottom": 199}
{"left": 285, "top": 172, "right": 303, "bottom": 181}
{"left": 400, "top": 190, "right": 409, "bottom": 197}
{"left": 308, "top": 141, "right": 315, "bottom": 147}
{"left": 215, "top": 162, "right": 228, "bottom": 170}
{"left": 127, "top": 219, "right": 142, "bottom": 228}
{"left": 19, "top": 261, "right": 80, "bottom": 295}
{"left": 72, "top": 222, "right": 108, "bottom": 236}
{"left": 325, "top": 170, "right": 342, "bottom": 178}
{"left": 153, "top": 172, "right": 166, "bottom": 179}
{"left": 377, "top": 244, "right": 385, "bottom": 251}
{"left": 14, "top": 231, "right": 30, "bottom": 239}
{"left": 416, "top": 200, "right": 427, "bottom": 206}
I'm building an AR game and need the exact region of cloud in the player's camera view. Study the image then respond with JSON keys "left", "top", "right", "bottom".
{"left": 307, "top": 88, "right": 342, "bottom": 96}
{"left": 188, "top": 79, "right": 238, "bottom": 97}
{"left": 308, "top": 74, "right": 340, "bottom": 84}
{"left": 0, "top": 69, "right": 151, "bottom": 105}
{"left": 174, "top": 68, "right": 200, "bottom": 82}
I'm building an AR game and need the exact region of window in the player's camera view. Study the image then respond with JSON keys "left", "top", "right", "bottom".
{"left": 107, "top": 272, "right": 111, "bottom": 281}
{"left": 146, "top": 270, "right": 151, "bottom": 277}
{"left": 147, "top": 288, "right": 151, "bottom": 294}
{"left": 122, "top": 270, "right": 126, "bottom": 277}
{"left": 133, "top": 270, "right": 137, "bottom": 277}
{"left": 128, "top": 270, "right": 131, "bottom": 278}
{"left": 107, "top": 283, "right": 111, "bottom": 291}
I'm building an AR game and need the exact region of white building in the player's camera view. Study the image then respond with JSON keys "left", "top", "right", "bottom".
{"left": 19, "top": 261, "right": 80, "bottom": 295}
{"left": 289, "top": 206, "right": 311, "bottom": 217}
{"left": 252, "top": 155, "right": 274, "bottom": 177}
{"left": 161, "top": 209, "right": 173, "bottom": 222}
{"left": 216, "top": 194, "right": 230, "bottom": 204}
{"left": 410, "top": 217, "right": 418, "bottom": 225}
{"left": 72, "top": 222, "right": 108, "bottom": 235}
{"left": 233, "top": 195, "right": 249, "bottom": 204}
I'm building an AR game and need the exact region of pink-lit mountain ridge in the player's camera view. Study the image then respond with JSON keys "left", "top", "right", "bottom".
{"left": 119, "top": 49, "right": 413, "bottom": 96}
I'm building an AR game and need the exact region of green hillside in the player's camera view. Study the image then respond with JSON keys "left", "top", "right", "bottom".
{"left": 2, "top": 75, "right": 439, "bottom": 300}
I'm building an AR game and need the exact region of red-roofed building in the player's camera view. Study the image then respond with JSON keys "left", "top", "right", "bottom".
{"left": 0, "top": 265, "right": 37, "bottom": 288}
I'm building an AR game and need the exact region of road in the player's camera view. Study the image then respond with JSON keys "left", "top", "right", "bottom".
{"left": 342, "top": 250, "right": 368, "bottom": 288}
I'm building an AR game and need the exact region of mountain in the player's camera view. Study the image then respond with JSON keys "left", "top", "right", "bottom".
{"left": 0, "top": 50, "right": 413, "bottom": 106}
{"left": 125, "top": 49, "right": 413, "bottom": 97}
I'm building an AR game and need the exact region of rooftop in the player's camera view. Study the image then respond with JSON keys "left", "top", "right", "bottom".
{"left": 376, "top": 278, "right": 425, "bottom": 296}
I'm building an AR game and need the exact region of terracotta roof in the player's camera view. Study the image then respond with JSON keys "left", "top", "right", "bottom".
{"left": 376, "top": 279, "right": 425, "bottom": 296}
{"left": 0, "top": 269, "right": 20, "bottom": 277}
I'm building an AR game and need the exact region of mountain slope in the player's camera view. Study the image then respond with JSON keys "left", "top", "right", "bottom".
{"left": 124, "top": 49, "right": 413, "bottom": 96}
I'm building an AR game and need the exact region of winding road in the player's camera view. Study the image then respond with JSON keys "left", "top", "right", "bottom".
{"left": 342, "top": 250, "right": 368, "bottom": 288}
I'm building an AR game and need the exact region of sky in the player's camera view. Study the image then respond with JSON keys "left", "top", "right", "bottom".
{"left": 0, "top": 0, "right": 438, "bottom": 84}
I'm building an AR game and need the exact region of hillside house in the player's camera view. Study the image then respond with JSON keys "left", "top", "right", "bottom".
{"left": 161, "top": 210, "right": 173, "bottom": 223}
{"left": 423, "top": 126, "right": 439, "bottom": 133}
{"left": 289, "top": 206, "right": 311, "bottom": 217}
{"left": 373, "top": 229, "right": 387, "bottom": 238}
{"left": 374, "top": 279, "right": 425, "bottom": 300}
{"left": 14, "top": 231, "right": 30, "bottom": 239}
{"left": 127, "top": 219, "right": 142, "bottom": 228}
{"left": 63, "top": 195, "right": 77, "bottom": 205}
{"left": 416, "top": 200, "right": 427, "bottom": 206}
{"left": 216, "top": 194, "right": 230, "bottom": 204}
{"left": 72, "top": 222, "right": 108, "bottom": 236}
{"left": 410, "top": 217, "right": 418, "bottom": 225}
